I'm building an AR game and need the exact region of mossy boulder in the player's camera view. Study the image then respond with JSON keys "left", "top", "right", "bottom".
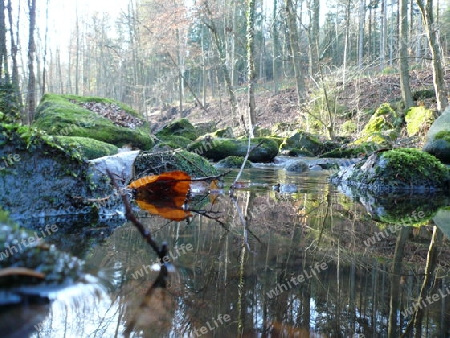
{"left": 354, "top": 103, "right": 400, "bottom": 146}
{"left": 53, "top": 136, "right": 118, "bottom": 160}
{"left": 155, "top": 135, "right": 193, "bottom": 150}
{"left": 33, "top": 93, "right": 154, "bottom": 149}
{"left": 0, "top": 123, "right": 106, "bottom": 218}
{"left": 423, "top": 107, "right": 450, "bottom": 163}
{"left": 321, "top": 141, "right": 381, "bottom": 159}
{"left": 331, "top": 148, "right": 449, "bottom": 194}
{"left": 405, "top": 106, "right": 434, "bottom": 136}
{"left": 0, "top": 210, "right": 86, "bottom": 291}
{"left": 187, "top": 137, "right": 278, "bottom": 162}
{"left": 133, "top": 149, "right": 218, "bottom": 178}
{"left": 281, "top": 130, "right": 323, "bottom": 155}
{"left": 215, "top": 156, "right": 253, "bottom": 169}
{"left": 155, "top": 118, "right": 198, "bottom": 141}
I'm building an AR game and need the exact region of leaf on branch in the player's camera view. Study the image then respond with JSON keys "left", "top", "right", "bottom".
{"left": 129, "top": 170, "right": 192, "bottom": 221}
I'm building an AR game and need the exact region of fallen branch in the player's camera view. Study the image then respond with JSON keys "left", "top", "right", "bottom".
{"left": 106, "top": 169, "right": 168, "bottom": 262}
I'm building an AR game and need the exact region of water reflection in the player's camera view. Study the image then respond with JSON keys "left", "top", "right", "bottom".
{"left": 9, "top": 169, "right": 450, "bottom": 337}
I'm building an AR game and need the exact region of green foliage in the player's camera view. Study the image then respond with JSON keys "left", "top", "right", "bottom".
{"left": 412, "top": 89, "right": 435, "bottom": 101}
{"left": 341, "top": 120, "right": 357, "bottom": 136}
{"left": 53, "top": 136, "right": 118, "bottom": 160}
{"left": 405, "top": 106, "right": 434, "bottom": 136}
{"left": 0, "top": 79, "right": 21, "bottom": 123}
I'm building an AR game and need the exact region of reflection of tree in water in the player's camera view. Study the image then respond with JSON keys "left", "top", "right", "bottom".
{"left": 101, "top": 169, "right": 450, "bottom": 337}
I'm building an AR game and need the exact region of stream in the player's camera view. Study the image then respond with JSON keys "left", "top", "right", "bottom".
{"left": 2, "top": 167, "right": 450, "bottom": 337}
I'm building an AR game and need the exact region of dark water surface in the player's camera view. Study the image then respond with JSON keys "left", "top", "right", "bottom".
{"left": 5, "top": 168, "right": 450, "bottom": 337}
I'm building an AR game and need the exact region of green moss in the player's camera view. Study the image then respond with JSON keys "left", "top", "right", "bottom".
{"left": 187, "top": 137, "right": 278, "bottom": 162}
{"left": 379, "top": 148, "right": 449, "bottom": 183}
{"left": 321, "top": 142, "right": 380, "bottom": 158}
{"left": 405, "top": 106, "right": 434, "bottom": 136}
{"left": 355, "top": 103, "right": 400, "bottom": 145}
{"left": 53, "top": 136, "right": 118, "bottom": 160}
{"left": 134, "top": 149, "right": 218, "bottom": 177}
{"left": 216, "top": 156, "right": 253, "bottom": 169}
{"left": 157, "top": 135, "right": 193, "bottom": 149}
{"left": 33, "top": 94, "right": 154, "bottom": 149}
{"left": 435, "top": 131, "right": 450, "bottom": 143}
{"left": 155, "top": 118, "right": 198, "bottom": 141}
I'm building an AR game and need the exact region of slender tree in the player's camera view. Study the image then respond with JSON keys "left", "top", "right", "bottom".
{"left": 416, "top": 0, "right": 448, "bottom": 112}
{"left": 246, "top": 0, "right": 257, "bottom": 137}
{"left": 399, "top": 0, "right": 413, "bottom": 110}
{"left": 26, "top": 0, "right": 37, "bottom": 124}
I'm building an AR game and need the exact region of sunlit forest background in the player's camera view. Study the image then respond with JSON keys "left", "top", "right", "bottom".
{"left": 2, "top": 0, "right": 450, "bottom": 128}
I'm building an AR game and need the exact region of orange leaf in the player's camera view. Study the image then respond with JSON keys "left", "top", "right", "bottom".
{"left": 128, "top": 171, "right": 191, "bottom": 197}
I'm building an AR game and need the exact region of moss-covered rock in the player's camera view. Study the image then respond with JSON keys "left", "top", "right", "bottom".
{"left": 155, "top": 118, "right": 198, "bottom": 141}
{"left": 321, "top": 141, "right": 382, "bottom": 159}
{"left": 405, "top": 106, "right": 434, "bottom": 136}
{"left": 354, "top": 103, "right": 400, "bottom": 146}
{"left": 53, "top": 136, "right": 118, "bottom": 160}
{"left": 33, "top": 93, "right": 153, "bottom": 149}
{"left": 0, "top": 210, "right": 86, "bottom": 290}
{"left": 155, "top": 135, "right": 193, "bottom": 149}
{"left": 288, "top": 148, "right": 314, "bottom": 157}
{"left": 423, "top": 107, "right": 450, "bottom": 163}
{"left": 281, "top": 130, "right": 323, "bottom": 155}
{"left": 0, "top": 123, "right": 105, "bottom": 218}
{"left": 331, "top": 148, "right": 449, "bottom": 194}
{"left": 133, "top": 149, "right": 218, "bottom": 178}
{"left": 187, "top": 137, "right": 278, "bottom": 162}
{"left": 215, "top": 156, "right": 253, "bottom": 169}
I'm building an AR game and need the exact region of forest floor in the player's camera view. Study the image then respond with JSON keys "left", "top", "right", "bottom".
{"left": 148, "top": 68, "right": 447, "bottom": 147}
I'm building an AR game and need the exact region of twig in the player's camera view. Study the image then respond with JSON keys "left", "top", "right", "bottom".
{"left": 106, "top": 169, "right": 167, "bottom": 262}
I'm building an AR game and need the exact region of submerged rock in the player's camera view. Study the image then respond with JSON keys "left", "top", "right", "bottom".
{"left": 331, "top": 148, "right": 450, "bottom": 194}
{"left": 0, "top": 212, "right": 86, "bottom": 292}
{"left": 285, "top": 160, "right": 309, "bottom": 173}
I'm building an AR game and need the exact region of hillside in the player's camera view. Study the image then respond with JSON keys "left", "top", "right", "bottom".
{"left": 148, "top": 68, "right": 445, "bottom": 145}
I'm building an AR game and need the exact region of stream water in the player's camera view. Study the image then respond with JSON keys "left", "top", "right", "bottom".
{"left": 2, "top": 167, "right": 450, "bottom": 337}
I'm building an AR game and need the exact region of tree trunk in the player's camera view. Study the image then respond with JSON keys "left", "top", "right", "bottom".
{"left": 400, "top": 0, "right": 413, "bottom": 110}
{"left": 26, "top": 0, "right": 37, "bottom": 124}
{"left": 246, "top": 0, "right": 257, "bottom": 137}
{"left": 0, "top": 0, "right": 8, "bottom": 79}
{"left": 416, "top": 0, "right": 448, "bottom": 112}
{"left": 358, "top": 0, "right": 366, "bottom": 69}
{"left": 285, "top": 0, "right": 305, "bottom": 104}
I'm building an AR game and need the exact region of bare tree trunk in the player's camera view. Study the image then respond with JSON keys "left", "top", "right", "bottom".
{"left": 203, "top": 1, "right": 238, "bottom": 126}
{"left": 26, "top": 0, "right": 37, "bottom": 124}
{"left": 272, "top": 0, "right": 280, "bottom": 94}
{"left": 285, "top": 0, "right": 305, "bottom": 103}
{"left": 246, "top": 0, "right": 257, "bottom": 137}
{"left": 42, "top": 0, "right": 49, "bottom": 95}
{"left": 307, "top": 0, "right": 320, "bottom": 78}
{"left": 7, "top": 0, "right": 21, "bottom": 106}
{"left": 342, "top": 0, "right": 351, "bottom": 87}
{"left": 0, "top": 0, "right": 8, "bottom": 79}
{"left": 416, "top": 0, "right": 448, "bottom": 112}
{"left": 358, "top": 0, "right": 366, "bottom": 69}
{"left": 400, "top": 0, "right": 413, "bottom": 110}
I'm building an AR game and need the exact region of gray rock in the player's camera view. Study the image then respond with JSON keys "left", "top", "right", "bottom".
{"left": 423, "top": 107, "right": 450, "bottom": 163}
{"left": 285, "top": 160, "right": 310, "bottom": 173}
